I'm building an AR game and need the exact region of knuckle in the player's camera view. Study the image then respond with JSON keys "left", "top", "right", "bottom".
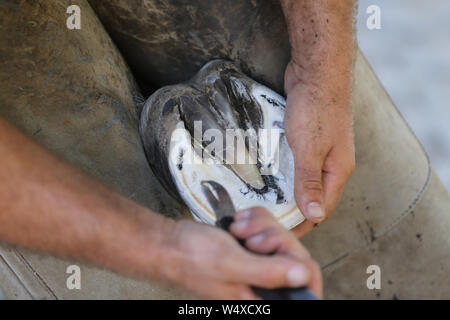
{"left": 302, "top": 179, "right": 323, "bottom": 192}
{"left": 257, "top": 230, "right": 279, "bottom": 249}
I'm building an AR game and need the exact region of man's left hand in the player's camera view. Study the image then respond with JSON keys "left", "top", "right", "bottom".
{"left": 284, "top": 60, "right": 355, "bottom": 237}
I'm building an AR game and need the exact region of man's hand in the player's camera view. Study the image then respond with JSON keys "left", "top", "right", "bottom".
{"left": 280, "top": 0, "right": 356, "bottom": 236}
{"left": 0, "top": 118, "right": 321, "bottom": 299}
{"left": 161, "top": 207, "right": 322, "bottom": 299}
{"left": 284, "top": 61, "right": 355, "bottom": 237}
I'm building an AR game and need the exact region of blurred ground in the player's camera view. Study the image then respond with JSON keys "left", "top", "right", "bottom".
{"left": 357, "top": 0, "right": 450, "bottom": 190}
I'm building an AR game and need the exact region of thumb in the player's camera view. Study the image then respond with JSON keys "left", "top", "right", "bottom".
{"left": 294, "top": 156, "right": 326, "bottom": 224}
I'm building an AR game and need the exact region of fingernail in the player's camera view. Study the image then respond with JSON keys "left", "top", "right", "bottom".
{"left": 287, "top": 265, "right": 308, "bottom": 287}
{"left": 306, "top": 202, "right": 325, "bottom": 221}
{"left": 235, "top": 209, "right": 252, "bottom": 220}
{"left": 232, "top": 219, "right": 249, "bottom": 233}
{"left": 248, "top": 233, "right": 265, "bottom": 245}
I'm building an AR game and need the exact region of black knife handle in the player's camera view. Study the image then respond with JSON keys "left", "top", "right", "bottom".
{"left": 252, "top": 286, "right": 318, "bottom": 300}
{"left": 216, "top": 216, "right": 319, "bottom": 300}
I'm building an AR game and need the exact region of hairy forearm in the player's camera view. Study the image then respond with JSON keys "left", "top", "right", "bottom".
{"left": 0, "top": 117, "right": 174, "bottom": 279}
{"left": 280, "top": 0, "right": 356, "bottom": 96}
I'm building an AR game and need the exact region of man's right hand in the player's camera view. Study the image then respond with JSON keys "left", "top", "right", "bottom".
{"left": 0, "top": 117, "right": 321, "bottom": 300}
{"left": 159, "top": 207, "right": 322, "bottom": 299}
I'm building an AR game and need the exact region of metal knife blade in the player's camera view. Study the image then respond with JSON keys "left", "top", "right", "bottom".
{"left": 201, "top": 180, "right": 237, "bottom": 230}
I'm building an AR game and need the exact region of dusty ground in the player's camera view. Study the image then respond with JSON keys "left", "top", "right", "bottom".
{"left": 357, "top": 0, "right": 450, "bottom": 190}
